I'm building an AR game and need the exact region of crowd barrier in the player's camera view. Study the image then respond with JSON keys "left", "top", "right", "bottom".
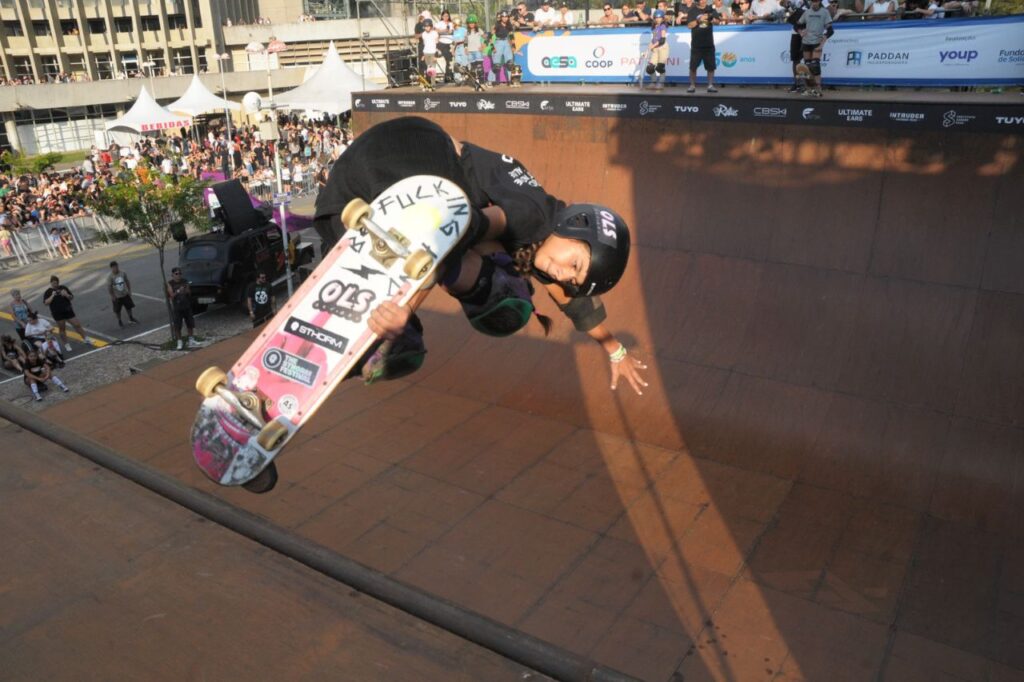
{"left": 513, "top": 16, "right": 1024, "bottom": 86}
{"left": 1, "top": 214, "right": 112, "bottom": 269}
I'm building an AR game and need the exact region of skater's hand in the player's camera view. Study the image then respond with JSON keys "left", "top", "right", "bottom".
{"left": 609, "top": 346, "right": 649, "bottom": 396}
{"left": 369, "top": 301, "right": 411, "bottom": 341}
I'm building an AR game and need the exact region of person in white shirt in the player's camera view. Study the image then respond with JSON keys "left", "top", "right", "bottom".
{"left": 557, "top": 4, "right": 576, "bottom": 25}
{"left": 749, "top": 0, "right": 781, "bottom": 20}
{"left": 419, "top": 19, "right": 441, "bottom": 85}
{"left": 533, "top": 1, "right": 559, "bottom": 25}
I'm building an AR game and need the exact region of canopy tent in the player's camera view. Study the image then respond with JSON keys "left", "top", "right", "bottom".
{"left": 274, "top": 41, "right": 384, "bottom": 116}
{"left": 167, "top": 74, "right": 241, "bottom": 117}
{"left": 104, "top": 86, "right": 191, "bottom": 144}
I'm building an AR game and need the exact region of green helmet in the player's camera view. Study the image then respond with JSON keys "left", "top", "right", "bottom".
{"left": 467, "top": 13, "right": 479, "bottom": 23}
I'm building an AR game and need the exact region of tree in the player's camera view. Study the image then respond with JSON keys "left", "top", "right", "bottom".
{"left": 0, "top": 150, "right": 64, "bottom": 175}
{"left": 89, "top": 163, "right": 211, "bottom": 342}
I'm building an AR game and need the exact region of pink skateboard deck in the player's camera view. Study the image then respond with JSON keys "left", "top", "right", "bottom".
{"left": 191, "top": 175, "right": 471, "bottom": 490}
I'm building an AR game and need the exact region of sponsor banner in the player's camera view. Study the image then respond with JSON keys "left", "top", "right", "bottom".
{"left": 513, "top": 17, "right": 1024, "bottom": 86}
{"left": 357, "top": 91, "right": 1023, "bottom": 133}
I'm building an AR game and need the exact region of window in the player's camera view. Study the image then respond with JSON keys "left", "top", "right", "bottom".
{"left": 3, "top": 20, "right": 23, "bottom": 37}
{"left": 167, "top": 14, "right": 187, "bottom": 29}
{"left": 140, "top": 15, "right": 159, "bottom": 31}
{"left": 67, "top": 53, "right": 86, "bottom": 73}
{"left": 86, "top": 18, "right": 105, "bottom": 33}
{"left": 172, "top": 48, "right": 193, "bottom": 74}
{"left": 40, "top": 55, "right": 60, "bottom": 77}
{"left": 196, "top": 52, "right": 207, "bottom": 73}
{"left": 31, "top": 20, "right": 50, "bottom": 36}
{"left": 120, "top": 50, "right": 138, "bottom": 74}
{"left": 144, "top": 49, "right": 165, "bottom": 73}
{"left": 191, "top": 0, "right": 202, "bottom": 27}
{"left": 60, "top": 20, "right": 78, "bottom": 36}
{"left": 93, "top": 53, "right": 114, "bottom": 79}
{"left": 12, "top": 56, "right": 33, "bottom": 78}
{"left": 113, "top": 17, "right": 132, "bottom": 32}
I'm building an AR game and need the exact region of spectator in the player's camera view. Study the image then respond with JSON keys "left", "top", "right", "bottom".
{"left": 9, "top": 288, "right": 35, "bottom": 341}
{"left": 798, "top": 0, "right": 833, "bottom": 96}
{"left": 686, "top": 0, "right": 722, "bottom": 92}
{"left": 491, "top": 12, "right": 515, "bottom": 85}
{"left": 466, "top": 15, "right": 487, "bottom": 84}
{"left": 784, "top": 0, "right": 808, "bottom": 90}
{"left": 675, "top": 0, "right": 696, "bottom": 22}
{"left": 749, "top": 0, "right": 782, "bottom": 20}
{"left": 166, "top": 266, "right": 197, "bottom": 350}
{"left": 636, "top": 0, "right": 653, "bottom": 21}
{"left": 22, "top": 309, "right": 66, "bottom": 368}
{"left": 107, "top": 260, "right": 139, "bottom": 327}
{"left": 534, "top": 0, "right": 559, "bottom": 25}
{"left": 0, "top": 224, "right": 13, "bottom": 256}
{"left": 452, "top": 17, "right": 470, "bottom": 76}
{"left": 866, "top": 0, "right": 896, "bottom": 17}
{"left": 420, "top": 18, "right": 440, "bottom": 86}
{"left": 731, "top": 0, "right": 753, "bottom": 21}
{"left": 23, "top": 349, "right": 69, "bottom": 401}
{"left": 831, "top": 0, "right": 863, "bottom": 18}
{"left": 49, "top": 226, "right": 72, "bottom": 259}
{"left": 600, "top": 4, "right": 622, "bottom": 25}
{"left": 246, "top": 271, "right": 275, "bottom": 327}
{"left": 557, "top": 3, "right": 576, "bottom": 26}
{"left": 2, "top": 334, "right": 27, "bottom": 374}
{"left": 42, "top": 276, "right": 91, "bottom": 351}
{"left": 512, "top": 2, "right": 535, "bottom": 27}
{"left": 646, "top": 10, "right": 671, "bottom": 89}
{"left": 621, "top": 2, "right": 641, "bottom": 20}
{"left": 437, "top": 10, "right": 455, "bottom": 83}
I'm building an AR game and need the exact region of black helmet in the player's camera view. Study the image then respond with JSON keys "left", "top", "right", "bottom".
{"left": 552, "top": 203, "right": 631, "bottom": 297}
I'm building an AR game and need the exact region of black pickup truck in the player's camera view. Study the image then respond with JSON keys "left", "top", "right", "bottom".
{"left": 178, "top": 181, "right": 314, "bottom": 310}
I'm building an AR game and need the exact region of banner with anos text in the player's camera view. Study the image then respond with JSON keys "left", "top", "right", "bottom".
{"left": 513, "top": 16, "right": 1024, "bottom": 86}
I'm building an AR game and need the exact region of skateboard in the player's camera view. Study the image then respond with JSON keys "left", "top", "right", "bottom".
{"left": 508, "top": 64, "right": 523, "bottom": 87}
{"left": 454, "top": 63, "right": 487, "bottom": 91}
{"left": 191, "top": 175, "right": 471, "bottom": 493}
{"left": 413, "top": 68, "right": 436, "bottom": 91}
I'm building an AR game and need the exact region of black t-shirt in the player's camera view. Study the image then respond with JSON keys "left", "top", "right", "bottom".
{"left": 43, "top": 286, "right": 73, "bottom": 317}
{"left": 493, "top": 21, "right": 513, "bottom": 39}
{"left": 687, "top": 5, "right": 719, "bottom": 47}
{"left": 168, "top": 278, "right": 191, "bottom": 310}
{"left": 786, "top": 2, "right": 806, "bottom": 32}
{"left": 26, "top": 358, "right": 47, "bottom": 380}
{"left": 247, "top": 282, "right": 273, "bottom": 318}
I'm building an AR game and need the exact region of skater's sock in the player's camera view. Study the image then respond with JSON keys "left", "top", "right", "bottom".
{"left": 52, "top": 376, "right": 68, "bottom": 391}
{"left": 30, "top": 383, "right": 39, "bottom": 397}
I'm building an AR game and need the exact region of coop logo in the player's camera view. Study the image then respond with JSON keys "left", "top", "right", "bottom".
{"left": 540, "top": 99, "right": 554, "bottom": 111}
{"left": 802, "top": 107, "right": 820, "bottom": 120}
{"left": 602, "top": 102, "right": 628, "bottom": 112}
{"left": 639, "top": 100, "right": 662, "bottom": 116}
{"left": 712, "top": 104, "right": 738, "bottom": 118}
{"left": 674, "top": 105, "right": 700, "bottom": 114}
{"left": 285, "top": 317, "right": 348, "bottom": 354}
{"left": 995, "top": 116, "right": 1024, "bottom": 126}
{"left": 314, "top": 280, "right": 376, "bottom": 322}
{"left": 354, "top": 98, "right": 364, "bottom": 108}
{"left": 998, "top": 49, "right": 1024, "bottom": 64}
{"left": 941, "top": 110, "right": 974, "bottom": 128}
{"left": 565, "top": 99, "right": 592, "bottom": 112}
{"left": 448, "top": 100, "right": 468, "bottom": 109}
{"left": 370, "top": 98, "right": 390, "bottom": 109}
{"left": 505, "top": 99, "right": 531, "bottom": 110}
{"left": 541, "top": 55, "right": 578, "bottom": 69}
{"left": 262, "top": 348, "right": 319, "bottom": 388}
{"left": 423, "top": 98, "right": 439, "bottom": 110}
{"left": 586, "top": 46, "right": 613, "bottom": 68}
{"left": 753, "top": 106, "right": 787, "bottom": 119}
{"left": 396, "top": 99, "right": 417, "bottom": 108}
{"left": 838, "top": 108, "right": 873, "bottom": 122}
{"left": 476, "top": 98, "right": 496, "bottom": 111}
{"left": 939, "top": 49, "right": 978, "bottom": 64}
{"left": 890, "top": 111, "right": 925, "bottom": 123}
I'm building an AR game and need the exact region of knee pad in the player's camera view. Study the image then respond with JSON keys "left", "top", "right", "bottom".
{"left": 656, "top": 63, "right": 666, "bottom": 74}
{"left": 807, "top": 59, "right": 821, "bottom": 76}
{"left": 645, "top": 63, "right": 657, "bottom": 75}
{"left": 457, "top": 254, "right": 535, "bottom": 337}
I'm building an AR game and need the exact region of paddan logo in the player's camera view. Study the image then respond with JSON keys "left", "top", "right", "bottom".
{"left": 541, "top": 55, "right": 577, "bottom": 68}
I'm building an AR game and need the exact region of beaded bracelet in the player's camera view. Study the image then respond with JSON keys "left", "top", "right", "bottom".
{"left": 609, "top": 344, "right": 628, "bottom": 364}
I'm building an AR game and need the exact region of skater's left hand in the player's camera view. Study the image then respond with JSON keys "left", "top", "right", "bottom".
{"left": 369, "top": 301, "right": 412, "bottom": 340}
{"left": 609, "top": 346, "right": 649, "bottom": 396}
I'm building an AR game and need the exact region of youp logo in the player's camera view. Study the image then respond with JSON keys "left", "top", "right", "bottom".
{"left": 939, "top": 49, "right": 978, "bottom": 64}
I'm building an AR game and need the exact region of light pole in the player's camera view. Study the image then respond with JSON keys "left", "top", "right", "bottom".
{"left": 214, "top": 53, "right": 234, "bottom": 174}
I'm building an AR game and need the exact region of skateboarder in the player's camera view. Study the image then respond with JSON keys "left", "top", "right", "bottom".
{"left": 645, "top": 9, "right": 670, "bottom": 89}
{"left": 797, "top": 0, "right": 833, "bottom": 97}
{"left": 314, "top": 116, "right": 648, "bottom": 395}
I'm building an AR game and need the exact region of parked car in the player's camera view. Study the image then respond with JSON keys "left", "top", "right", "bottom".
{"left": 179, "top": 223, "right": 314, "bottom": 311}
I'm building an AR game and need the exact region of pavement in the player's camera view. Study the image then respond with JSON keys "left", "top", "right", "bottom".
{"left": 5, "top": 110, "right": 1024, "bottom": 681}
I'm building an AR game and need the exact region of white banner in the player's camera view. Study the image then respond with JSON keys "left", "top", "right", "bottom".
{"left": 515, "top": 17, "right": 1024, "bottom": 85}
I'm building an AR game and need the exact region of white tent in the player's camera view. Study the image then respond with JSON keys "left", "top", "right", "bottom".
{"left": 275, "top": 41, "right": 384, "bottom": 116}
{"left": 167, "top": 74, "right": 241, "bottom": 117}
{"left": 105, "top": 86, "right": 192, "bottom": 143}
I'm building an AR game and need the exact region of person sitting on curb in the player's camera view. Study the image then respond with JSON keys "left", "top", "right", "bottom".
{"left": 23, "top": 349, "right": 69, "bottom": 401}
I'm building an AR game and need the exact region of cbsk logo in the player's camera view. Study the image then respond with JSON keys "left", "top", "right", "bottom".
{"left": 586, "top": 46, "right": 613, "bottom": 69}
{"left": 541, "top": 55, "right": 577, "bottom": 68}
{"left": 939, "top": 49, "right": 978, "bottom": 64}
{"left": 315, "top": 281, "right": 376, "bottom": 322}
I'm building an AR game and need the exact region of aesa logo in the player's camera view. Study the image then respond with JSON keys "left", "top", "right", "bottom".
{"left": 541, "top": 55, "right": 577, "bottom": 69}
{"left": 939, "top": 49, "right": 978, "bottom": 64}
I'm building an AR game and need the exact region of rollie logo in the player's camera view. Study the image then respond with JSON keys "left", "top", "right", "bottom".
{"left": 314, "top": 281, "right": 376, "bottom": 322}
{"left": 713, "top": 104, "right": 739, "bottom": 118}
{"left": 476, "top": 99, "right": 496, "bottom": 111}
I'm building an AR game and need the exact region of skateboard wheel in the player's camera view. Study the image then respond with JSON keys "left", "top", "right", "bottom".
{"left": 256, "top": 419, "right": 289, "bottom": 451}
{"left": 196, "top": 366, "right": 227, "bottom": 398}
{"left": 341, "top": 198, "right": 371, "bottom": 231}
{"left": 403, "top": 250, "right": 434, "bottom": 279}
{"left": 242, "top": 462, "right": 278, "bottom": 494}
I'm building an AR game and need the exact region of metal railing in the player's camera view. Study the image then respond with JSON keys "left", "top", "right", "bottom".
{"left": 0, "top": 214, "right": 110, "bottom": 269}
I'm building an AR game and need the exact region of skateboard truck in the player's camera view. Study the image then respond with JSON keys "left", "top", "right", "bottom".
{"left": 195, "top": 366, "right": 289, "bottom": 451}
{"left": 341, "top": 198, "right": 436, "bottom": 279}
